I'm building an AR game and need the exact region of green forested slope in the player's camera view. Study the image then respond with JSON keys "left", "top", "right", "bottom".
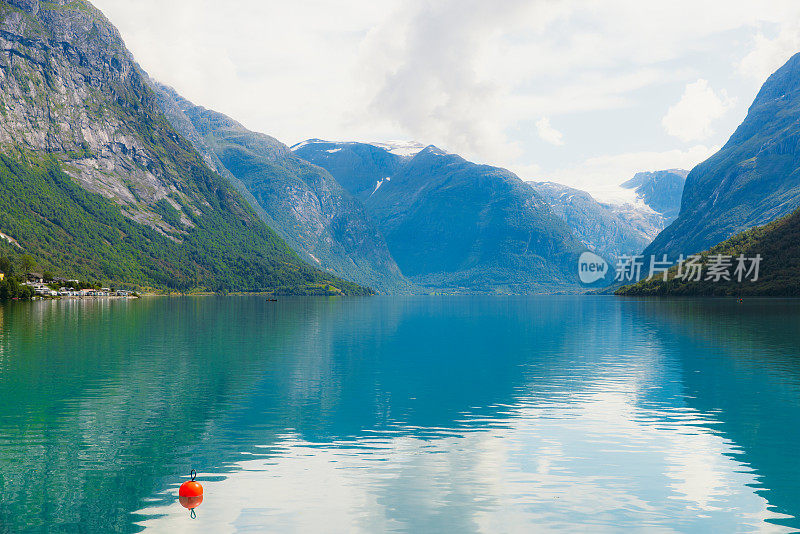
{"left": 0, "top": 150, "right": 369, "bottom": 294}
{"left": 617, "top": 208, "right": 800, "bottom": 296}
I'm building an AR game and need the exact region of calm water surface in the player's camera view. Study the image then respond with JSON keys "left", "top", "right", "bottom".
{"left": 0, "top": 296, "right": 799, "bottom": 533}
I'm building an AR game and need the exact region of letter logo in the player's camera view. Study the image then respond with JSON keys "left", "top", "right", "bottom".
{"left": 578, "top": 251, "right": 609, "bottom": 284}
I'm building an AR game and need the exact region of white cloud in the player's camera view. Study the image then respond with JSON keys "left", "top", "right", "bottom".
{"left": 662, "top": 79, "right": 736, "bottom": 142}
{"left": 739, "top": 19, "right": 800, "bottom": 83}
{"left": 356, "top": 0, "right": 535, "bottom": 163}
{"left": 536, "top": 117, "right": 565, "bottom": 146}
{"left": 91, "top": 0, "right": 401, "bottom": 144}
{"left": 90, "top": 0, "right": 800, "bottom": 183}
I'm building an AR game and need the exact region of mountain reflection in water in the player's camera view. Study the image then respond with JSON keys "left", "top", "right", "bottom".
{"left": 0, "top": 296, "right": 797, "bottom": 532}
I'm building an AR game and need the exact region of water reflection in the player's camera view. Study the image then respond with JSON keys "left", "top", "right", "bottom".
{"left": 633, "top": 299, "right": 800, "bottom": 529}
{"left": 0, "top": 296, "right": 798, "bottom": 532}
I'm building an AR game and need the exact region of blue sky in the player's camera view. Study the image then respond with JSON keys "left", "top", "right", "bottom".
{"left": 93, "top": 0, "right": 800, "bottom": 200}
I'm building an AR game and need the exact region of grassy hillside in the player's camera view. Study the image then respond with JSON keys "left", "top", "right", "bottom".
{"left": 617, "top": 208, "right": 800, "bottom": 296}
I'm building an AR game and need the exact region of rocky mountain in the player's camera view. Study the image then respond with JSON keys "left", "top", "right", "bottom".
{"left": 617, "top": 207, "right": 800, "bottom": 296}
{"left": 0, "top": 0, "right": 367, "bottom": 294}
{"left": 295, "top": 141, "right": 586, "bottom": 293}
{"left": 621, "top": 169, "right": 687, "bottom": 221}
{"left": 531, "top": 182, "right": 652, "bottom": 260}
{"left": 153, "top": 87, "right": 409, "bottom": 294}
{"left": 606, "top": 169, "right": 688, "bottom": 245}
{"left": 645, "top": 53, "right": 800, "bottom": 261}
{"left": 530, "top": 170, "right": 686, "bottom": 261}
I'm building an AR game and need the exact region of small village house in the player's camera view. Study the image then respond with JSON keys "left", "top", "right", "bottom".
{"left": 30, "top": 283, "right": 57, "bottom": 297}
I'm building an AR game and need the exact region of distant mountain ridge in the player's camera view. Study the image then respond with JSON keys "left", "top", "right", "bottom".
{"left": 644, "top": 53, "right": 800, "bottom": 261}
{"left": 531, "top": 169, "right": 687, "bottom": 260}
{"left": 292, "top": 139, "right": 408, "bottom": 203}
{"left": 292, "top": 139, "right": 427, "bottom": 158}
{"left": 606, "top": 169, "right": 688, "bottom": 248}
{"left": 295, "top": 140, "right": 587, "bottom": 293}
{"left": 621, "top": 169, "right": 688, "bottom": 221}
{"left": 531, "top": 182, "right": 652, "bottom": 260}
{"left": 154, "top": 87, "right": 410, "bottom": 293}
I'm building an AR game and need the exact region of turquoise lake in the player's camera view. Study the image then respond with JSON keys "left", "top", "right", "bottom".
{"left": 1, "top": 296, "right": 799, "bottom": 532}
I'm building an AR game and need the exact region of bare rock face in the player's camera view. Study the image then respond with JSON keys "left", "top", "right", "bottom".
{"left": 7, "top": 0, "right": 38, "bottom": 14}
{"left": 0, "top": 0, "right": 207, "bottom": 236}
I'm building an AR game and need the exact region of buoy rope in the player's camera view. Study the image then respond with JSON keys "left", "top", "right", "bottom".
{"left": 190, "top": 509, "right": 196, "bottom": 520}
{"left": 190, "top": 469, "right": 196, "bottom": 481}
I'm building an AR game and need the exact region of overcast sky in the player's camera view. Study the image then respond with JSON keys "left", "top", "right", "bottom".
{"left": 92, "top": 0, "right": 800, "bottom": 200}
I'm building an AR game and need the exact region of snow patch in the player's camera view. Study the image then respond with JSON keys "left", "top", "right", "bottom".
{"left": 369, "top": 141, "right": 426, "bottom": 157}
{"left": 290, "top": 139, "right": 327, "bottom": 151}
{"left": 292, "top": 139, "right": 428, "bottom": 158}
{"left": 371, "top": 177, "right": 392, "bottom": 196}
{"left": 605, "top": 198, "right": 666, "bottom": 241}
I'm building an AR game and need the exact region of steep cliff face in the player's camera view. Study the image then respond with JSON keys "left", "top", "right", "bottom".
{"left": 0, "top": 0, "right": 189, "bottom": 230}
{"left": 154, "top": 86, "right": 410, "bottom": 293}
{"left": 645, "top": 53, "right": 800, "bottom": 260}
{"left": 0, "top": 0, "right": 368, "bottom": 294}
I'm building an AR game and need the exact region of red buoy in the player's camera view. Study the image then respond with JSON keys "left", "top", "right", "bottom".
{"left": 179, "top": 480, "right": 203, "bottom": 498}
{"left": 178, "top": 470, "right": 203, "bottom": 513}
{"left": 179, "top": 494, "right": 204, "bottom": 510}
